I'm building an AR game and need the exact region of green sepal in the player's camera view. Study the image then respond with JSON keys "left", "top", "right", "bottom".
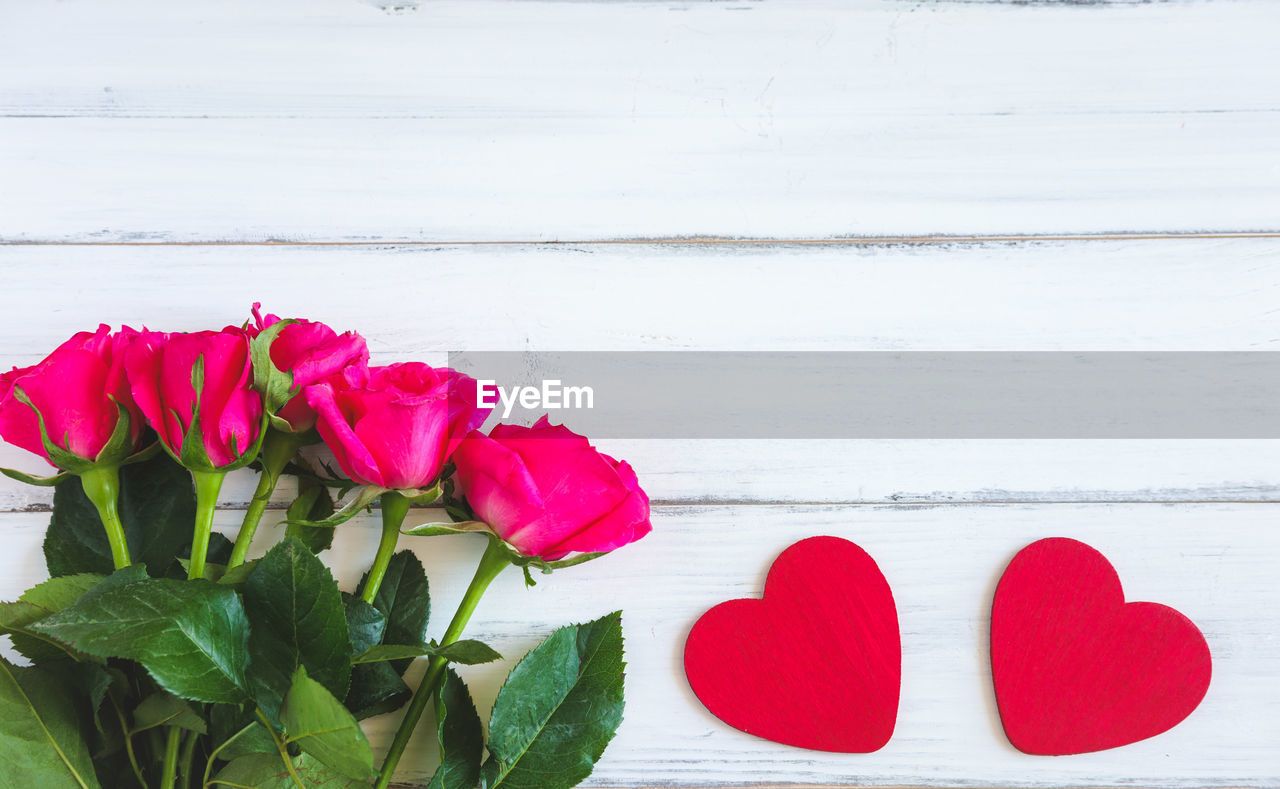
{"left": 402, "top": 520, "right": 490, "bottom": 538}
{"left": 8, "top": 391, "right": 144, "bottom": 479}
{"left": 400, "top": 482, "right": 443, "bottom": 506}
{"left": 489, "top": 534, "right": 612, "bottom": 581}
{"left": 173, "top": 355, "right": 269, "bottom": 473}
{"left": 351, "top": 640, "right": 501, "bottom": 666}
{"left": 249, "top": 318, "right": 300, "bottom": 420}
{"left": 0, "top": 466, "right": 69, "bottom": 487}
{"left": 404, "top": 517, "right": 609, "bottom": 576}
{"left": 118, "top": 440, "right": 162, "bottom": 467}
{"left": 282, "top": 484, "right": 384, "bottom": 531}
{"left": 87, "top": 397, "right": 137, "bottom": 468}
{"left": 11, "top": 386, "right": 96, "bottom": 474}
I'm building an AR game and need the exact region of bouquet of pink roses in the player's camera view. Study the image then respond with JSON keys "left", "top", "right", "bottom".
{"left": 0, "top": 306, "right": 650, "bottom": 789}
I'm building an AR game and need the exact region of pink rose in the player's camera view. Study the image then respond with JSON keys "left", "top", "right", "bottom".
{"left": 126, "top": 328, "right": 263, "bottom": 469}
{"left": 304, "top": 363, "right": 491, "bottom": 491}
{"left": 249, "top": 304, "right": 369, "bottom": 431}
{"left": 0, "top": 325, "right": 143, "bottom": 467}
{"left": 452, "top": 417, "right": 651, "bottom": 561}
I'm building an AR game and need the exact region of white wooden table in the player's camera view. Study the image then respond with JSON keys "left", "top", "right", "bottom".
{"left": 1, "top": 1, "right": 1277, "bottom": 786}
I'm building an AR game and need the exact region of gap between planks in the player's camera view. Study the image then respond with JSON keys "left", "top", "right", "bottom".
{"left": 388, "top": 786, "right": 1263, "bottom": 789}
{"left": 3, "top": 231, "right": 1280, "bottom": 247}
{"left": 4, "top": 500, "right": 1279, "bottom": 516}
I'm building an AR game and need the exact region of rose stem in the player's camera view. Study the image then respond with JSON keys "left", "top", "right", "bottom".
{"left": 227, "top": 430, "right": 303, "bottom": 569}
{"left": 373, "top": 538, "right": 509, "bottom": 789}
{"left": 79, "top": 465, "right": 131, "bottom": 570}
{"left": 188, "top": 471, "right": 225, "bottom": 580}
{"left": 360, "top": 491, "right": 412, "bottom": 604}
{"left": 158, "top": 726, "right": 180, "bottom": 789}
{"left": 177, "top": 727, "right": 198, "bottom": 786}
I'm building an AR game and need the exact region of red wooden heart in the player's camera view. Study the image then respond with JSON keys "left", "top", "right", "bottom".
{"left": 991, "top": 537, "right": 1212, "bottom": 755}
{"left": 683, "top": 536, "right": 900, "bottom": 752}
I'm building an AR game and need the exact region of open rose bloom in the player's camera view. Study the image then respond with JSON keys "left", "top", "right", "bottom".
{"left": 452, "top": 416, "right": 652, "bottom": 561}
{"left": 0, "top": 325, "right": 144, "bottom": 468}
{"left": 305, "top": 362, "right": 491, "bottom": 492}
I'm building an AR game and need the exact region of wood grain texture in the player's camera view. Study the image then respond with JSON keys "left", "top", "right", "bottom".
{"left": 4, "top": 0, "right": 1279, "bottom": 785}
{"left": 1, "top": 503, "right": 1276, "bottom": 786}
{"left": 2, "top": 0, "right": 1279, "bottom": 241}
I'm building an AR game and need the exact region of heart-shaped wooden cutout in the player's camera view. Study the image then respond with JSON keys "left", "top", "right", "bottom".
{"left": 991, "top": 537, "right": 1212, "bottom": 755}
{"left": 683, "top": 536, "right": 900, "bottom": 752}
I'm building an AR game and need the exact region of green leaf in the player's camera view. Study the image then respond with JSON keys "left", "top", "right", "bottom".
{"left": 434, "top": 639, "right": 503, "bottom": 665}
{"left": 131, "top": 691, "right": 207, "bottom": 735}
{"left": 243, "top": 537, "right": 351, "bottom": 725}
{"left": 31, "top": 578, "right": 250, "bottom": 704}
{"left": 341, "top": 594, "right": 384, "bottom": 655}
{"left": 428, "top": 668, "right": 483, "bottom": 789}
{"left": 358, "top": 550, "right": 430, "bottom": 675}
{"left": 0, "top": 573, "right": 104, "bottom": 663}
{"left": 209, "top": 752, "right": 287, "bottom": 788}
{"left": 54, "top": 661, "right": 118, "bottom": 742}
{"left": 340, "top": 595, "right": 406, "bottom": 720}
{"left": 209, "top": 705, "right": 278, "bottom": 764}
{"left": 211, "top": 752, "right": 367, "bottom": 788}
{"left": 0, "top": 657, "right": 101, "bottom": 788}
{"left": 217, "top": 559, "right": 260, "bottom": 587}
{"left": 343, "top": 663, "right": 409, "bottom": 721}
{"left": 44, "top": 452, "right": 195, "bottom": 577}
{"left": 285, "top": 478, "right": 336, "bottom": 554}
{"left": 480, "top": 612, "right": 626, "bottom": 789}
{"left": 281, "top": 667, "right": 376, "bottom": 780}
{"left": 78, "top": 565, "right": 149, "bottom": 603}
{"left": 352, "top": 640, "right": 501, "bottom": 666}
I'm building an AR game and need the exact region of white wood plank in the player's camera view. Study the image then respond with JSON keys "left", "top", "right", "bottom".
{"left": 2, "top": 503, "right": 1276, "bottom": 786}
{"left": 0, "top": 240, "right": 1276, "bottom": 509}
{"left": 2, "top": 241, "right": 1275, "bottom": 357}
{"left": 2, "top": 0, "right": 1278, "bottom": 241}
{"left": 4, "top": 438, "right": 1278, "bottom": 512}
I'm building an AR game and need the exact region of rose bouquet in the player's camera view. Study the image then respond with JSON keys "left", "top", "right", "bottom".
{"left": 0, "top": 307, "right": 650, "bottom": 789}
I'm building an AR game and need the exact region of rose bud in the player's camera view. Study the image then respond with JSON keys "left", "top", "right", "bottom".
{"left": 125, "top": 328, "right": 264, "bottom": 470}
{"left": 451, "top": 416, "right": 651, "bottom": 561}
{"left": 247, "top": 303, "right": 368, "bottom": 432}
{"left": 304, "top": 363, "right": 491, "bottom": 492}
{"left": 0, "top": 325, "right": 144, "bottom": 470}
